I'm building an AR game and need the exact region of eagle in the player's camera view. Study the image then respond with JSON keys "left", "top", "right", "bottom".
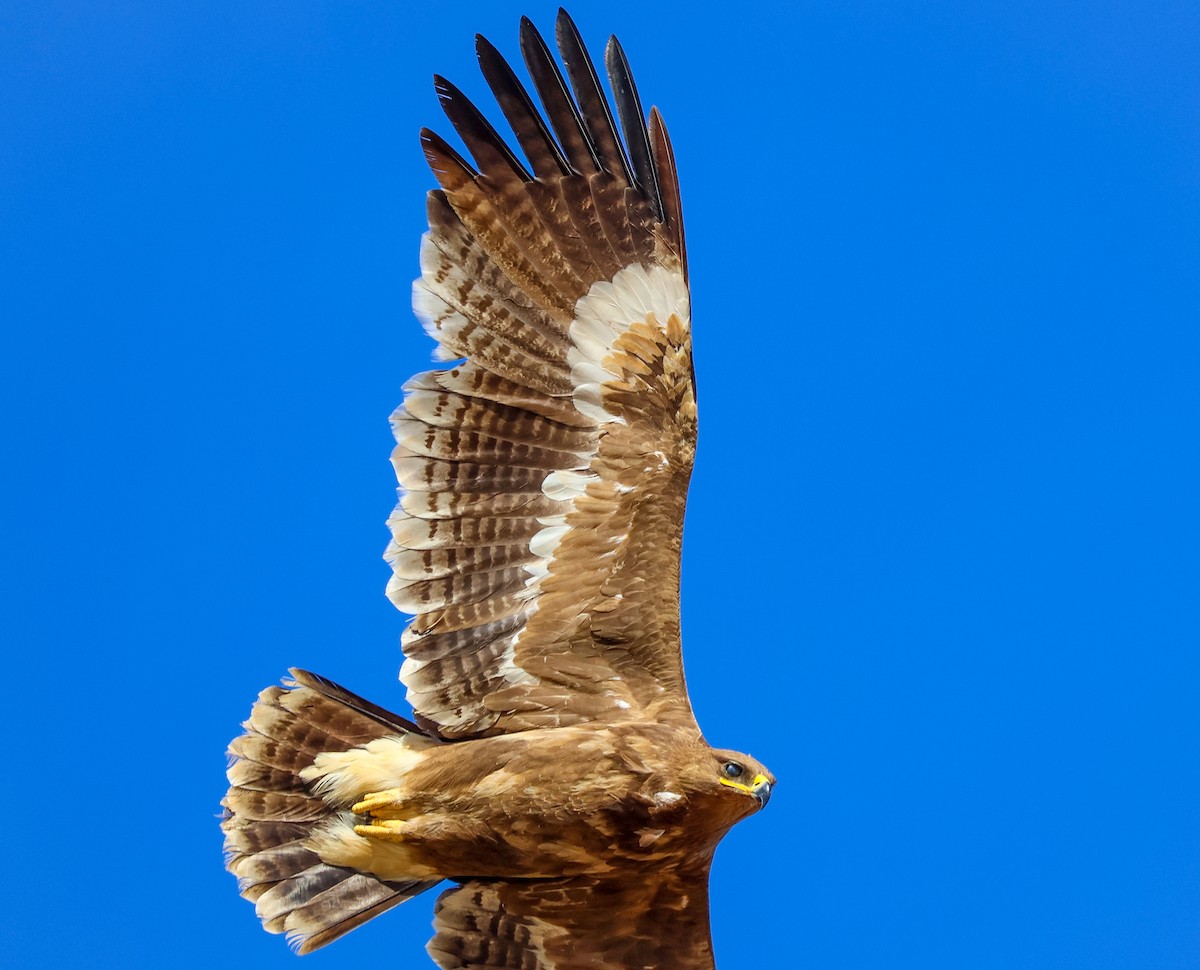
{"left": 222, "top": 10, "right": 775, "bottom": 968}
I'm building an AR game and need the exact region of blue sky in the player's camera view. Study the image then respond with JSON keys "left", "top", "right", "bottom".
{"left": 3, "top": 1, "right": 1198, "bottom": 967}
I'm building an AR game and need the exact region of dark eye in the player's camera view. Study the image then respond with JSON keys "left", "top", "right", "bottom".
{"left": 723, "top": 762, "right": 744, "bottom": 779}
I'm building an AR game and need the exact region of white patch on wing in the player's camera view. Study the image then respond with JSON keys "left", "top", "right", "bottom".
{"left": 400, "top": 262, "right": 692, "bottom": 726}
{"left": 529, "top": 524, "right": 569, "bottom": 558}
{"left": 567, "top": 262, "right": 691, "bottom": 407}
{"left": 572, "top": 382, "right": 618, "bottom": 426}
{"left": 516, "top": 263, "right": 691, "bottom": 627}
{"left": 541, "top": 469, "right": 596, "bottom": 501}
{"left": 522, "top": 560, "right": 549, "bottom": 583}
{"left": 528, "top": 263, "right": 690, "bottom": 564}
{"left": 570, "top": 315, "right": 618, "bottom": 362}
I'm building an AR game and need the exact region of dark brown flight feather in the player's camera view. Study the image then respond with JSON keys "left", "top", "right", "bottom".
{"left": 554, "top": 9, "right": 636, "bottom": 186}
{"left": 519, "top": 15, "right": 602, "bottom": 173}
{"left": 476, "top": 34, "right": 572, "bottom": 179}
{"left": 605, "top": 35, "right": 663, "bottom": 221}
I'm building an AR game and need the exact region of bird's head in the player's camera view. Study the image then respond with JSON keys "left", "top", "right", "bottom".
{"left": 708, "top": 748, "right": 774, "bottom": 813}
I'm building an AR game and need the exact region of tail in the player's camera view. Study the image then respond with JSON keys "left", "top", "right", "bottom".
{"left": 222, "top": 669, "right": 441, "bottom": 954}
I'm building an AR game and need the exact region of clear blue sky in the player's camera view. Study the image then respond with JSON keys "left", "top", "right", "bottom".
{"left": 3, "top": 2, "right": 1198, "bottom": 968}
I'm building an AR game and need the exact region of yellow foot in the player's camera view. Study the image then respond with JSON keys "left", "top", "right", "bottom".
{"left": 352, "top": 788, "right": 405, "bottom": 816}
{"left": 353, "top": 819, "right": 410, "bottom": 843}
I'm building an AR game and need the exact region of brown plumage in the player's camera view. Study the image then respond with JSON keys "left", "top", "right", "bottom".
{"left": 222, "top": 10, "right": 773, "bottom": 967}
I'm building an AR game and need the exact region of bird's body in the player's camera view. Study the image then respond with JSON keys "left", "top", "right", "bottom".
{"left": 307, "top": 720, "right": 762, "bottom": 882}
{"left": 222, "top": 10, "right": 774, "bottom": 967}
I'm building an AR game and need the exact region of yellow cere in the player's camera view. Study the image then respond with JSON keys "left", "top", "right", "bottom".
{"left": 719, "top": 773, "right": 770, "bottom": 795}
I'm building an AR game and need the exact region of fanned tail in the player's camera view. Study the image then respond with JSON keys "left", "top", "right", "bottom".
{"left": 221, "top": 669, "right": 442, "bottom": 953}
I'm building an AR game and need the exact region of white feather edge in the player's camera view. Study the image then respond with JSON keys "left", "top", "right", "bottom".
{"left": 394, "top": 262, "right": 690, "bottom": 724}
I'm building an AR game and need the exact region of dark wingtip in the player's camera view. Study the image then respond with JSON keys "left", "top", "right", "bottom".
{"left": 603, "top": 33, "right": 662, "bottom": 219}
{"left": 476, "top": 27, "right": 573, "bottom": 178}
{"left": 433, "top": 71, "right": 533, "bottom": 181}
{"left": 554, "top": 7, "right": 634, "bottom": 184}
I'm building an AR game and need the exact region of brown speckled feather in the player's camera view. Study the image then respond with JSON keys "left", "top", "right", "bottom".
{"left": 391, "top": 10, "right": 695, "bottom": 740}
{"left": 428, "top": 866, "right": 716, "bottom": 970}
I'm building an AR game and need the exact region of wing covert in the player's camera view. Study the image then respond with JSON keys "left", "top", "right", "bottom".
{"left": 428, "top": 869, "right": 715, "bottom": 970}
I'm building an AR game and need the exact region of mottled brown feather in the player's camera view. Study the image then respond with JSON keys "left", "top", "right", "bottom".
{"left": 223, "top": 677, "right": 442, "bottom": 952}
{"left": 428, "top": 866, "right": 716, "bottom": 970}
{"left": 390, "top": 13, "right": 694, "bottom": 740}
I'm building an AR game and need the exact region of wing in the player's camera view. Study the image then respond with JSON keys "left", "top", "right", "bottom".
{"left": 388, "top": 11, "right": 698, "bottom": 739}
{"left": 427, "top": 868, "right": 715, "bottom": 970}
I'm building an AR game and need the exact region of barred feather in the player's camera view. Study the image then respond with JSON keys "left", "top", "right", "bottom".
{"left": 428, "top": 869, "right": 716, "bottom": 970}
{"left": 222, "top": 672, "right": 440, "bottom": 953}
{"left": 388, "top": 11, "right": 693, "bottom": 740}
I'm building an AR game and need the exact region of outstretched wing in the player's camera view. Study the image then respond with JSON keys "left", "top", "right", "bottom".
{"left": 427, "top": 868, "right": 715, "bottom": 970}
{"left": 388, "top": 11, "right": 698, "bottom": 739}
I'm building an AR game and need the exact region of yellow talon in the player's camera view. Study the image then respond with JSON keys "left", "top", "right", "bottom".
{"left": 354, "top": 819, "right": 409, "bottom": 843}
{"left": 352, "top": 788, "right": 404, "bottom": 815}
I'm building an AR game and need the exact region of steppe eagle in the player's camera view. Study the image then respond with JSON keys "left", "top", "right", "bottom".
{"left": 222, "top": 10, "right": 775, "bottom": 968}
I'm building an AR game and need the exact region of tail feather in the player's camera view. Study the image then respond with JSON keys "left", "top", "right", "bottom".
{"left": 223, "top": 819, "right": 308, "bottom": 856}
{"left": 227, "top": 759, "right": 311, "bottom": 794}
{"left": 289, "top": 873, "right": 423, "bottom": 954}
{"left": 257, "top": 864, "right": 348, "bottom": 924}
{"left": 234, "top": 841, "right": 323, "bottom": 888}
{"left": 224, "top": 786, "right": 328, "bottom": 822}
{"left": 223, "top": 669, "right": 441, "bottom": 953}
